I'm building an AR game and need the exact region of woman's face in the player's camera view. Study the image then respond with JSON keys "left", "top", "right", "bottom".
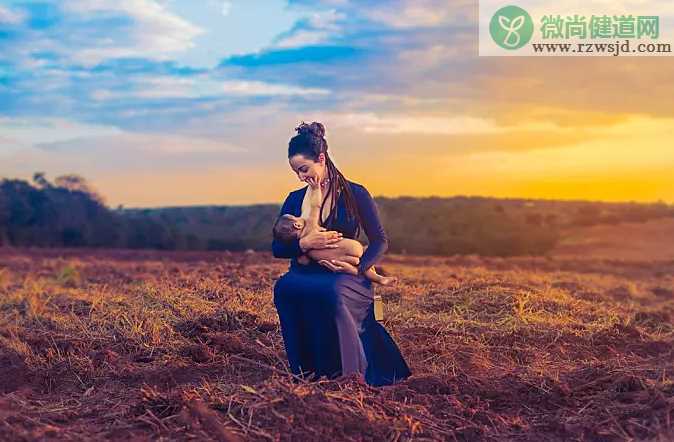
{"left": 289, "top": 153, "right": 326, "bottom": 184}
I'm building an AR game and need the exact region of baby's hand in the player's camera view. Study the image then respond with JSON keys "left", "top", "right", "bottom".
{"left": 306, "top": 176, "right": 320, "bottom": 190}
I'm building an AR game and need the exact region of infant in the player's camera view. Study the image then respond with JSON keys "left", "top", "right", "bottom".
{"left": 273, "top": 178, "right": 395, "bottom": 285}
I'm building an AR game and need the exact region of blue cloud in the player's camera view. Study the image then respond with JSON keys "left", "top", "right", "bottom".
{"left": 220, "top": 45, "right": 362, "bottom": 67}
{"left": 20, "top": 2, "right": 62, "bottom": 30}
{"left": 0, "top": 0, "right": 475, "bottom": 135}
{"left": 88, "top": 59, "right": 206, "bottom": 76}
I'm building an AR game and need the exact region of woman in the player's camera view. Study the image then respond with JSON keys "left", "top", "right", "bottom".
{"left": 272, "top": 121, "right": 412, "bottom": 386}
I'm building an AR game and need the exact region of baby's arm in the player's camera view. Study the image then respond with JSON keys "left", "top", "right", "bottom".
{"left": 295, "top": 180, "right": 324, "bottom": 265}
{"left": 306, "top": 180, "right": 323, "bottom": 231}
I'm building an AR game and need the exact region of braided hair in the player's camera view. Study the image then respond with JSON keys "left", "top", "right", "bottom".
{"left": 288, "top": 121, "right": 363, "bottom": 237}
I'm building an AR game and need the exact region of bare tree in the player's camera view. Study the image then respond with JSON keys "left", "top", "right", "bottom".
{"left": 32, "top": 172, "right": 51, "bottom": 189}
{"left": 54, "top": 174, "right": 106, "bottom": 206}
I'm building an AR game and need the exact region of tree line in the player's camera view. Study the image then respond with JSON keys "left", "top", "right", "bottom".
{"left": 1, "top": 173, "right": 672, "bottom": 256}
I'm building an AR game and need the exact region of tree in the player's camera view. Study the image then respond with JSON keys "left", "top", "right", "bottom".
{"left": 32, "top": 172, "right": 51, "bottom": 189}
{"left": 0, "top": 190, "right": 8, "bottom": 246}
{"left": 54, "top": 174, "right": 106, "bottom": 206}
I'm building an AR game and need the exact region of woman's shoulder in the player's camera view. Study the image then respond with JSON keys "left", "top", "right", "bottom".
{"left": 346, "top": 180, "right": 370, "bottom": 198}
{"left": 287, "top": 185, "right": 309, "bottom": 198}
{"left": 288, "top": 181, "right": 368, "bottom": 194}
{"left": 286, "top": 181, "right": 369, "bottom": 199}
{"left": 346, "top": 179, "right": 365, "bottom": 190}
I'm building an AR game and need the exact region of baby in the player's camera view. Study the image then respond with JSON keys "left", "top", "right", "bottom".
{"left": 273, "top": 178, "right": 395, "bottom": 285}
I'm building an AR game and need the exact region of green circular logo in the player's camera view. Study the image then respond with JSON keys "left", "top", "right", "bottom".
{"left": 489, "top": 5, "right": 533, "bottom": 50}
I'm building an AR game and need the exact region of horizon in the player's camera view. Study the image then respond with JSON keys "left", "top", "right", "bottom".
{"left": 3, "top": 170, "right": 672, "bottom": 209}
{"left": 1, "top": 1, "right": 672, "bottom": 206}
{"left": 111, "top": 188, "right": 673, "bottom": 210}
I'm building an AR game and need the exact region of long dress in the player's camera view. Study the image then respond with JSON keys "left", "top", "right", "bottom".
{"left": 272, "top": 180, "right": 412, "bottom": 386}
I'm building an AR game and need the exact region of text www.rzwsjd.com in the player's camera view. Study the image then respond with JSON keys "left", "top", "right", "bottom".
{"left": 531, "top": 39, "right": 671, "bottom": 56}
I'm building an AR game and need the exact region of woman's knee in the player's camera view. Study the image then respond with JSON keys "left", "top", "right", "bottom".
{"left": 273, "top": 275, "right": 296, "bottom": 306}
{"left": 318, "top": 280, "right": 346, "bottom": 311}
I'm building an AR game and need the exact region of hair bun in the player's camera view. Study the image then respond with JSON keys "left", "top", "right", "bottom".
{"left": 295, "top": 121, "right": 325, "bottom": 139}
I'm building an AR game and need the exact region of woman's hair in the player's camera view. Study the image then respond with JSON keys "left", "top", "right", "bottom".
{"left": 288, "top": 121, "right": 363, "bottom": 237}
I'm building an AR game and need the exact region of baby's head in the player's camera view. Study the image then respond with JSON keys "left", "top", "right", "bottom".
{"left": 273, "top": 214, "right": 306, "bottom": 243}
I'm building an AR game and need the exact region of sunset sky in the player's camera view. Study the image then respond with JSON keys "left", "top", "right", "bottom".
{"left": 1, "top": 0, "right": 672, "bottom": 207}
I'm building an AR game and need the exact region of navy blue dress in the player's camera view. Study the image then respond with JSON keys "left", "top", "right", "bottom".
{"left": 272, "top": 180, "right": 412, "bottom": 386}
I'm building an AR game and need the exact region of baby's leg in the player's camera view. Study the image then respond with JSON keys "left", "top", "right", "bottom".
{"left": 364, "top": 266, "right": 396, "bottom": 286}
{"left": 307, "top": 238, "right": 363, "bottom": 264}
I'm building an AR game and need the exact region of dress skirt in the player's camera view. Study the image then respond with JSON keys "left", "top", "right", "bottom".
{"left": 273, "top": 265, "right": 412, "bottom": 386}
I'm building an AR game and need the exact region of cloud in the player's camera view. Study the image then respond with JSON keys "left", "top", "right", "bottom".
{"left": 1, "top": 0, "right": 672, "bottom": 205}
{"left": 0, "top": 135, "right": 32, "bottom": 156}
{"left": 473, "top": 57, "right": 674, "bottom": 120}
{"left": 452, "top": 115, "right": 674, "bottom": 175}
{"left": 316, "top": 111, "right": 564, "bottom": 135}
{"left": 36, "top": 132, "right": 244, "bottom": 155}
{"left": 3, "top": 0, "right": 205, "bottom": 68}
{"left": 272, "top": 30, "right": 334, "bottom": 48}
{"left": 67, "top": 0, "right": 204, "bottom": 66}
{"left": 482, "top": 0, "right": 674, "bottom": 19}
{"left": 89, "top": 75, "right": 330, "bottom": 100}
{"left": 213, "top": 1, "right": 477, "bottom": 103}
{"left": 364, "top": 0, "right": 472, "bottom": 28}
{"left": 0, "top": 5, "right": 25, "bottom": 24}
{"left": 271, "top": 8, "right": 345, "bottom": 48}
{"left": 219, "top": 80, "right": 329, "bottom": 96}
{"left": 0, "top": 116, "right": 248, "bottom": 186}
{"left": 0, "top": 117, "right": 124, "bottom": 146}
{"left": 221, "top": 1, "right": 232, "bottom": 17}
{"left": 221, "top": 45, "right": 361, "bottom": 67}
{"left": 0, "top": 116, "right": 244, "bottom": 156}
{"left": 2, "top": 0, "right": 477, "bottom": 133}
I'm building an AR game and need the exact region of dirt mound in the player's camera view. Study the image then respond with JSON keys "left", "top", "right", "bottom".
{"left": 405, "top": 374, "right": 454, "bottom": 395}
{"left": 0, "top": 349, "right": 32, "bottom": 393}
{"left": 132, "top": 386, "right": 243, "bottom": 441}
{"left": 175, "top": 309, "right": 260, "bottom": 338}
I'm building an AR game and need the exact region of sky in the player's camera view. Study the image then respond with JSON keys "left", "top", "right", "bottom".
{"left": 0, "top": 0, "right": 672, "bottom": 208}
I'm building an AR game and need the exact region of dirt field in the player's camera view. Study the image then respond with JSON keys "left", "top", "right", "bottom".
{"left": 0, "top": 246, "right": 672, "bottom": 441}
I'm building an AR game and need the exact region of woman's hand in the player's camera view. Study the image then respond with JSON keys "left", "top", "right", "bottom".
{"left": 318, "top": 259, "right": 359, "bottom": 275}
{"left": 299, "top": 227, "right": 343, "bottom": 251}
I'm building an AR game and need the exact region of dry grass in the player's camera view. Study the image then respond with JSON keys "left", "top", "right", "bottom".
{"left": 0, "top": 247, "right": 672, "bottom": 441}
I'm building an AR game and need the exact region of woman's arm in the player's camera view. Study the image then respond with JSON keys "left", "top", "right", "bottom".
{"left": 272, "top": 193, "right": 304, "bottom": 259}
{"left": 354, "top": 184, "right": 389, "bottom": 275}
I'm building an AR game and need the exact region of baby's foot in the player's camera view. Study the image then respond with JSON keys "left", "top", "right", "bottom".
{"left": 379, "top": 276, "right": 397, "bottom": 286}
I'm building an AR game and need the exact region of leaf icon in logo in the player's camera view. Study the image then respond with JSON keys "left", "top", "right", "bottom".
{"left": 489, "top": 6, "right": 533, "bottom": 50}
{"left": 510, "top": 15, "right": 525, "bottom": 31}
{"left": 498, "top": 15, "right": 525, "bottom": 32}
{"left": 497, "top": 14, "right": 524, "bottom": 47}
